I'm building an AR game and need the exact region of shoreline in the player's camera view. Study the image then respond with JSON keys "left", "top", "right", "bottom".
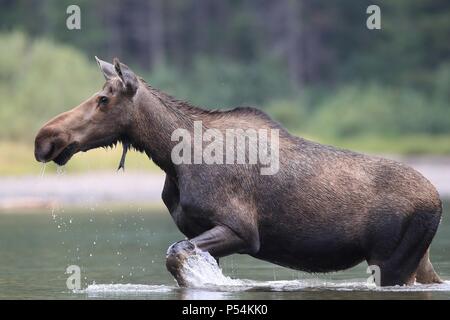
{"left": 1, "top": 156, "right": 449, "bottom": 210}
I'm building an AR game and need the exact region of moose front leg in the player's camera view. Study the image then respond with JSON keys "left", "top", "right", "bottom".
{"left": 166, "top": 225, "right": 249, "bottom": 287}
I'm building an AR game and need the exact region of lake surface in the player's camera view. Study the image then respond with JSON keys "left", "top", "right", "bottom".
{"left": 0, "top": 202, "right": 449, "bottom": 300}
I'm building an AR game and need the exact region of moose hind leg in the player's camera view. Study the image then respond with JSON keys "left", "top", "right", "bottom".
{"left": 368, "top": 209, "right": 441, "bottom": 286}
{"left": 166, "top": 225, "right": 248, "bottom": 287}
{"left": 415, "top": 249, "right": 442, "bottom": 284}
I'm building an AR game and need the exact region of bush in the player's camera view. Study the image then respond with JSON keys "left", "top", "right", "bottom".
{"left": 308, "top": 83, "right": 450, "bottom": 138}
{"left": 266, "top": 99, "right": 310, "bottom": 131}
{"left": 0, "top": 32, "right": 448, "bottom": 145}
{"left": 148, "top": 56, "right": 295, "bottom": 108}
{"left": 0, "top": 32, "right": 103, "bottom": 140}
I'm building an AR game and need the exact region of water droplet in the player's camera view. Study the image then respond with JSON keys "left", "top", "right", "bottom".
{"left": 56, "top": 165, "right": 66, "bottom": 175}
{"left": 40, "top": 163, "right": 47, "bottom": 178}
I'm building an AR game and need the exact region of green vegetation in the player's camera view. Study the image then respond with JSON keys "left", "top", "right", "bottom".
{"left": 0, "top": 32, "right": 103, "bottom": 140}
{"left": 0, "top": 30, "right": 449, "bottom": 176}
{"left": 310, "top": 84, "right": 450, "bottom": 137}
{"left": 1, "top": 0, "right": 449, "bottom": 177}
{"left": 149, "top": 56, "right": 295, "bottom": 108}
{"left": 2, "top": 31, "right": 447, "bottom": 141}
{"left": 308, "top": 134, "right": 450, "bottom": 156}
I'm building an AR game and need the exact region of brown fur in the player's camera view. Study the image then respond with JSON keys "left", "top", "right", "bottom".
{"left": 35, "top": 58, "right": 443, "bottom": 286}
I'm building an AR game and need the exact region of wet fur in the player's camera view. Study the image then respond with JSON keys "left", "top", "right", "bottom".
{"left": 35, "top": 64, "right": 443, "bottom": 286}
{"left": 131, "top": 83, "right": 442, "bottom": 283}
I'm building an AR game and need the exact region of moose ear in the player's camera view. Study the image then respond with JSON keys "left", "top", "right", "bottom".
{"left": 113, "top": 57, "right": 139, "bottom": 96}
{"left": 95, "top": 56, "right": 116, "bottom": 80}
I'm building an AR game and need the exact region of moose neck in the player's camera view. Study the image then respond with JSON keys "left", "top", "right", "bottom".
{"left": 127, "top": 84, "right": 194, "bottom": 177}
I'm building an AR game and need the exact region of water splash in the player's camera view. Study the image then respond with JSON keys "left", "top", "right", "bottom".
{"left": 173, "top": 247, "right": 244, "bottom": 287}
{"left": 170, "top": 247, "right": 369, "bottom": 290}
{"left": 166, "top": 248, "right": 450, "bottom": 292}
{"left": 82, "top": 279, "right": 450, "bottom": 296}
{"left": 84, "top": 284, "right": 172, "bottom": 296}
{"left": 81, "top": 245, "right": 450, "bottom": 295}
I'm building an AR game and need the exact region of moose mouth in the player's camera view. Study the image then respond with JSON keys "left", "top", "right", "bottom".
{"left": 50, "top": 136, "right": 122, "bottom": 166}
{"left": 53, "top": 142, "right": 79, "bottom": 166}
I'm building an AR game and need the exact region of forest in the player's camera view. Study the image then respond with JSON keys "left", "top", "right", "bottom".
{"left": 0, "top": 0, "right": 449, "bottom": 157}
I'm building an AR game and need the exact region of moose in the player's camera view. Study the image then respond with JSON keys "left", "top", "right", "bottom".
{"left": 34, "top": 57, "right": 443, "bottom": 286}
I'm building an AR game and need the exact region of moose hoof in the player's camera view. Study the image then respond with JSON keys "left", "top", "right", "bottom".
{"left": 166, "top": 240, "right": 196, "bottom": 286}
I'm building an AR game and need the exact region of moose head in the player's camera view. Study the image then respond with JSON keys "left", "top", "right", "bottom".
{"left": 34, "top": 57, "right": 140, "bottom": 167}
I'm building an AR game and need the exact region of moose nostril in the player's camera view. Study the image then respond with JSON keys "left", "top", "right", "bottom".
{"left": 34, "top": 140, "right": 55, "bottom": 162}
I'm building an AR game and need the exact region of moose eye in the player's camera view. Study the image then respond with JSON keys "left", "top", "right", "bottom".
{"left": 99, "top": 96, "right": 109, "bottom": 105}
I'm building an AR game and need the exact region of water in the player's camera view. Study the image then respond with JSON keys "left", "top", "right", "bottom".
{"left": 0, "top": 202, "right": 449, "bottom": 300}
